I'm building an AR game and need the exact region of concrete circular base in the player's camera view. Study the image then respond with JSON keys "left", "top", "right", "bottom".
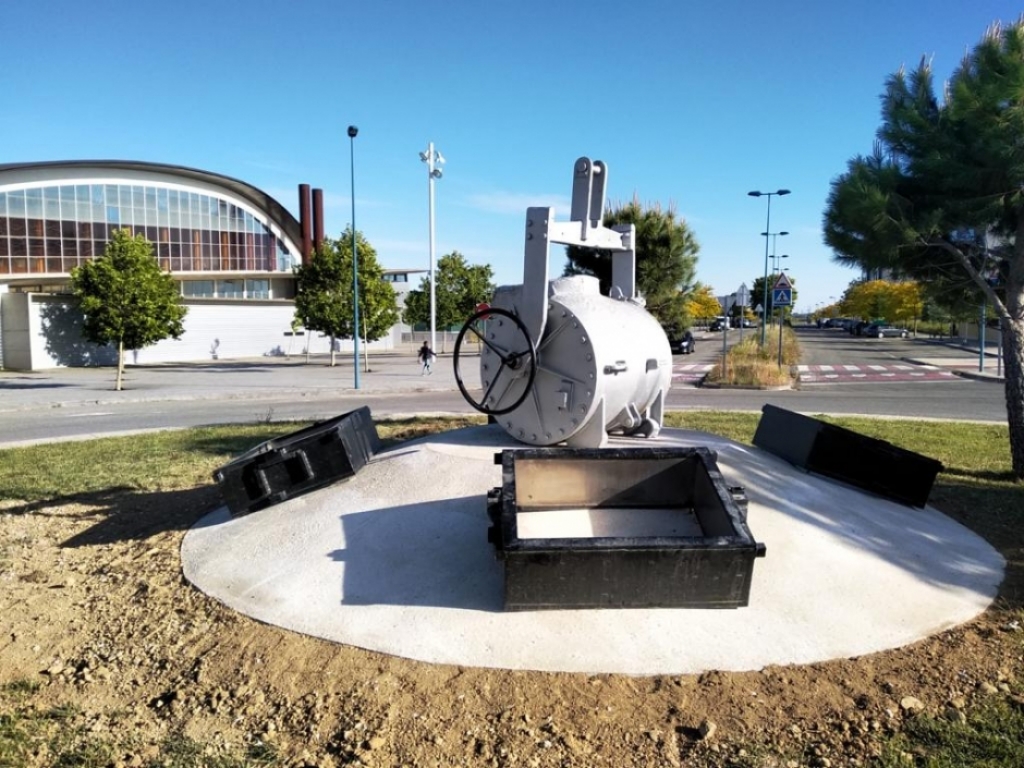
{"left": 181, "top": 426, "right": 1003, "bottom": 675}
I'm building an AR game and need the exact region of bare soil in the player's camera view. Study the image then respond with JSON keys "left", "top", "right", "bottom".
{"left": 2, "top": 482, "right": 1023, "bottom": 767}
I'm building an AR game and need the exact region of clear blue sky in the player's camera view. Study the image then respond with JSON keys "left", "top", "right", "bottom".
{"left": 3, "top": 0, "right": 1019, "bottom": 312}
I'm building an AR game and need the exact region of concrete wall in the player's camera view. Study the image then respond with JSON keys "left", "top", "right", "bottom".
{"left": 0, "top": 292, "right": 32, "bottom": 370}
{"left": 1, "top": 296, "right": 398, "bottom": 370}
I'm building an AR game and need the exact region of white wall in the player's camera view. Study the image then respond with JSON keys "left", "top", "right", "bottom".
{"left": 1, "top": 296, "right": 398, "bottom": 370}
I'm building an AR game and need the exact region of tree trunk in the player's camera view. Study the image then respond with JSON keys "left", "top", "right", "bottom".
{"left": 1003, "top": 318, "right": 1024, "bottom": 479}
{"left": 329, "top": 336, "right": 336, "bottom": 367}
{"left": 116, "top": 339, "right": 124, "bottom": 392}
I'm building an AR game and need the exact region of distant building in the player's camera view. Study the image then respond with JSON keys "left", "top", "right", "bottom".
{"left": 0, "top": 161, "right": 422, "bottom": 369}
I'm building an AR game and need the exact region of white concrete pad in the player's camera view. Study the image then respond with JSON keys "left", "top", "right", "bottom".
{"left": 181, "top": 426, "right": 1004, "bottom": 675}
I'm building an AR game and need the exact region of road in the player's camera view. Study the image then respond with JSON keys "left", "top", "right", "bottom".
{"left": 0, "top": 327, "right": 1007, "bottom": 446}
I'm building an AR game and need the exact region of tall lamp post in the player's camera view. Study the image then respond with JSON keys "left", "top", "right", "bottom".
{"left": 420, "top": 143, "right": 445, "bottom": 352}
{"left": 748, "top": 189, "right": 791, "bottom": 345}
{"left": 348, "top": 125, "right": 360, "bottom": 390}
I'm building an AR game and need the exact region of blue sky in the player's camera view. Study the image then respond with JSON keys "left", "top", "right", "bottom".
{"left": 3, "top": 0, "right": 1019, "bottom": 312}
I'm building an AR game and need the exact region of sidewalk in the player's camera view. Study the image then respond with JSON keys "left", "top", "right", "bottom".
{"left": 0, "top": 350, "right": 479, "bottom": 414}
{"left": 902, "top": 336, "right": 1007, "bottom": 383}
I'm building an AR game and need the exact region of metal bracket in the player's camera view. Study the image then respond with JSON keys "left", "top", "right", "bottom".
{"left": 520, "top": 157, "right": 638, "bottom": 347}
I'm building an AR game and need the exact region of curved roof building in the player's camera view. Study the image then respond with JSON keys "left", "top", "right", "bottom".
{"left": 0, "top": 161, "right": 332, "bottom": 369}
{"left": 0, "top": 160, "right": 303, "bottom": 285}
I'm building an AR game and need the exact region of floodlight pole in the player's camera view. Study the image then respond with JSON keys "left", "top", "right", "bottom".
{"left": 748, "top": 189, "right": 790, "bottom": 345}
{"left": 348, "top": 125, "right": 360, "bottom": 390}
{"left": 421, "top": 142, "right": 444, "bottom": 352}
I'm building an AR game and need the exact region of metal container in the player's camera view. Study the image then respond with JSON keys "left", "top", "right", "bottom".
{"left": 213, "top": 406, "right": 380, "bottom": 516}
{"left": 487, "top": 446, "right": 766, "bottom": 610}
{"left": 487, "top": 275, "right": 672, "bottom": 446}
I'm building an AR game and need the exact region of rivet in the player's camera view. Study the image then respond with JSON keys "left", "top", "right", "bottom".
{"left": 531, "top": 434, "right": 537, "bottom": 441}
{"left": 586, "top": 353, "right": 592, "bottom": 361}
{"left": 580, "top": 336, "right": 587, "bottom": 343}
{"left": 527, "top": 233, "right": 534, "bottom": 240}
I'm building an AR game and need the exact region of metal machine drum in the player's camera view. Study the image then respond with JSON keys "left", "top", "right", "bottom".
{"left": 484, "top": 275, "right": 672, "bottom": 446}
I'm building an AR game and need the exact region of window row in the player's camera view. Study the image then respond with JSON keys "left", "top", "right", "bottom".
{"left": 0, "top": 225, "right": 296, "bottom": 275}
{"left": 0, "top": 184, "right": 269, "bottom": 232}
{"left": 181, "top": 279, "right": 271, "bottom": 300}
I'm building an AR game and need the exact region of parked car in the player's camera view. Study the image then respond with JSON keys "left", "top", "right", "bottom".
{"left": 669, "top": 330, "right": 696, "bottom": 354}
{"left": 864, "top": 323, "right": 908, "bottom": 339}
{"left": 709, "top": 318, "right": 728, "bottom": 332}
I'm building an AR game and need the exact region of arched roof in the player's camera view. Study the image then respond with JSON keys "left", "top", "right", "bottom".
{"left": 0, "top": 160, "right": 302, "bottom": 249}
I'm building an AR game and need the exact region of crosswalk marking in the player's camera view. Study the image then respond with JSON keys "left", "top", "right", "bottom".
{"left": 672, "top": 362, "right": 961, "bottom": 385}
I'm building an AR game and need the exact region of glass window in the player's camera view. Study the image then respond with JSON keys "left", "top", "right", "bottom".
{"left": 9, "top": 190, "right": 25, "bottom": 217}
{"left": 119, "top": 186, "right": 132, "bottom": 210}
{"left": 107, "top": 206, "right": 119, "bottom": 224}
{"left": 217, "top": 279, "right": 244, "bottom": 298}
{"left": 45, "top": 187, "right": 61, "bottom": 219}
{"left": 0, "top": 218, "right": 7, "bottom": 237}
{"left": 182, "top": 280, "right": 215, "bottom": 297}
{"left": 10, "top": 218, "right": 26, "bottom": 237}
{"left": 246, "top": 278, "right": 270, "bottom": 299}
{"left": 0, "top": 192, "right": 6, "bottom": 216}
{"left": 26, "top": 188, "right": 43, "bottom": 218}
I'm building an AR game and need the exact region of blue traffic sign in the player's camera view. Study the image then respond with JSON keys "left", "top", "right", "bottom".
{"left": 773, "top": 288, "right": 792, "bottom": 306}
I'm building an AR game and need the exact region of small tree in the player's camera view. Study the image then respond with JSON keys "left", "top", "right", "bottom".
{"left": 403, "top": 251, "right": 495, "bottom": 351}
{"left": 293, "top": 228, "right": 399, "bottom": 366}
{"left": 70, "top": 228, "right": 187, "bottom": 391}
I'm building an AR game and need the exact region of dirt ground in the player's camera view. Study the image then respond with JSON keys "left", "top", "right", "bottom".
{"left": 1, "top": 481, "right": 1023, "bottom": 768}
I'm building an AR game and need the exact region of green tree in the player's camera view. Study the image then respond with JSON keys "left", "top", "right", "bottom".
{"left": 822, "top": 19, "right": 1024, "bottom": 477}
{"left": 70, "top": 228, "right": 187, "bottom": 391}
{"left": 403, "top": 251, "right": 495, "bottom": 351}
{"left": 294, "top": 228, "right": 399, "bottom": 366}
{"left": 563, "top": 198, "right": 699, "bottom": 329}
{"left": 750, "top": 274, "right": 798, "bottom": 322}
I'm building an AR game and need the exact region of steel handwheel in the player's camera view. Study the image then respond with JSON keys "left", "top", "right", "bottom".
{"left": 454, "top": 307, "right": 537, "bottom": 416}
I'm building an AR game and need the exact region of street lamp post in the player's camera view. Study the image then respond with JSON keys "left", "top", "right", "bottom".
{"left": 748, "top": 189, "right": 791, "bottom": 345}
{"left": 348, "top": 125, "right": 360, "bottom": 390}
{"left": 420, "top": 143, "right": 445, "bottom": 352}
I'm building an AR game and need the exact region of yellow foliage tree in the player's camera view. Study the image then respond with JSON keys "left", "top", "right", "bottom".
{"left": 686, "top": 284, "right": 724, "bottom": 327}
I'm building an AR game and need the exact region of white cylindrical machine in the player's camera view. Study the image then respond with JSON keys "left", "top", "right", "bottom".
{"left": 483, "top": 275, "right": 672, "bottom": 446}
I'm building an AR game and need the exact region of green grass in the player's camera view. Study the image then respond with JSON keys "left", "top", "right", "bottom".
{"left": 0, "top": 412, "right": 1021, "bottom": 766}
{"left": 878, "top": 698, "right": 1024, "bottom": 767}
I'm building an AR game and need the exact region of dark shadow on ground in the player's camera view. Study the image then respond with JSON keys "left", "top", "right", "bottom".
{"left": 0, "top": 381, "right": 72, "bottom": 390}
{"left": 1, "top": 484, "right": 222, "bottom": 548}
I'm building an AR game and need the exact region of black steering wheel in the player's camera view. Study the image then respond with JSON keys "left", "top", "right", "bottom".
{"left": 453, "top": 307, "right": 538, "bottom": 415}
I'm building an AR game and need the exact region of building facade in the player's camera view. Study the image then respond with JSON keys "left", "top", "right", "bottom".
{"left": 0, "top": 161, "right": 419, "bottom": 369}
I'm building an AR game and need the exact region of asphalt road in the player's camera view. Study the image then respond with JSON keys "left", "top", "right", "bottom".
{"left": 0, "top": 327, "right": 1007, "bottom": 446}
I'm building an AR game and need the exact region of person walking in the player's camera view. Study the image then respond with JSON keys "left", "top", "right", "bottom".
{"left": 418, "top": 341, "right": 436, "bottom": 375}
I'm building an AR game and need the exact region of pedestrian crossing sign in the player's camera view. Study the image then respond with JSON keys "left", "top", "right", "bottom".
{"left": 772, "top": 272, "right": 793, "bottom": 306}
